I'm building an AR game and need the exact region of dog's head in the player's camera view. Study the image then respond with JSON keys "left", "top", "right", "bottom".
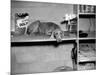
{"left": 53, "top": 29, "right": 63, "bottom": 42}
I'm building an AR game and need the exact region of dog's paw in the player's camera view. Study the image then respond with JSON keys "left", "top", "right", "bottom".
{"left": 50, "top": 34, "right": 54, "bottom": 39}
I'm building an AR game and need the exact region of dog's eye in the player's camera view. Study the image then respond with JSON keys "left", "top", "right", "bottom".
{"left": 55, "top": 32, "right": 58, "bottom": 35}
{"left": 60, "top": 32, "right": 63, "bottom": 35}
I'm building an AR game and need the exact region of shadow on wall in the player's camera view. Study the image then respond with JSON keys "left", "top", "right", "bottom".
{"left": 79, "top": 18, "right": 96, "bottom": 32}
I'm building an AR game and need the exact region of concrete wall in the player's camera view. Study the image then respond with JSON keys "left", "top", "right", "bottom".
{"left": 11, "top": 44, "right": 74, "bottom": 73}
{"left": 11, "top": 1, "right": 74, "bottom": 31}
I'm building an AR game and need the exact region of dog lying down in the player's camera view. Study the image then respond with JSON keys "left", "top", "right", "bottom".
{"left": 27, "top": 20, "right": 63, "bottom": 42}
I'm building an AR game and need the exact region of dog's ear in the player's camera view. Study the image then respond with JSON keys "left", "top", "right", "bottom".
{"left": 50, "top": 30, "right": 58, "bottom": 39}
{"left": 61, "top": 31, "right": 64, "bottom": 37}
{"left": 50, "top": 31, "right": 54, "bottom": 39}
{"left": 52, "top": 30, "right": 57, "bottom": 39}
{"left": 35, "top": 20, "right": 41, "bottom": 25}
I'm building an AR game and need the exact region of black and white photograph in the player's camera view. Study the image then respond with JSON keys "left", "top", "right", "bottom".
{"left": 10, "top": 0, "right": 96, "bottom": 75}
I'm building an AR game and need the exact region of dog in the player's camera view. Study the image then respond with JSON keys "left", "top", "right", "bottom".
{"left": 26, "top": 20, "right": 40, "bottom": 35}
{"left": 27, "top": 20, "right": 63, "bottom": 42}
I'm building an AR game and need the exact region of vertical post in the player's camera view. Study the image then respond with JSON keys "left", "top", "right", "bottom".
{"left": 71, "top": 41, "right": 77, "bottom": 70}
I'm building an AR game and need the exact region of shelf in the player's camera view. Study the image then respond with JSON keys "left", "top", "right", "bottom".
{"left": 11, "top": 34, "right": 77, "bottom": 46}
{"left": 79, "top": 38, "right": 96, "bottom": 40}
{"left": 79, "top": 39, "right": 96, "bottom": 43}
{"left": 78, "top": 56, "right": 96, "bottom": 62}
{"left": 79, "top": 13, "right": 96, "bottom": 18}
{"left": 11, "top": 38, "right": 77, "bottom": 47}
{"left": 78, "top": 54, "right": 96, "bottom": 62}
{"left": 11, "top": 38, "right": 77, "bottom": 43}
{"left": 11, "top": 32, "right": 77, "bottom": 43}
{"left": 79, "top": 13, "right": 96, "bottom": 15}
